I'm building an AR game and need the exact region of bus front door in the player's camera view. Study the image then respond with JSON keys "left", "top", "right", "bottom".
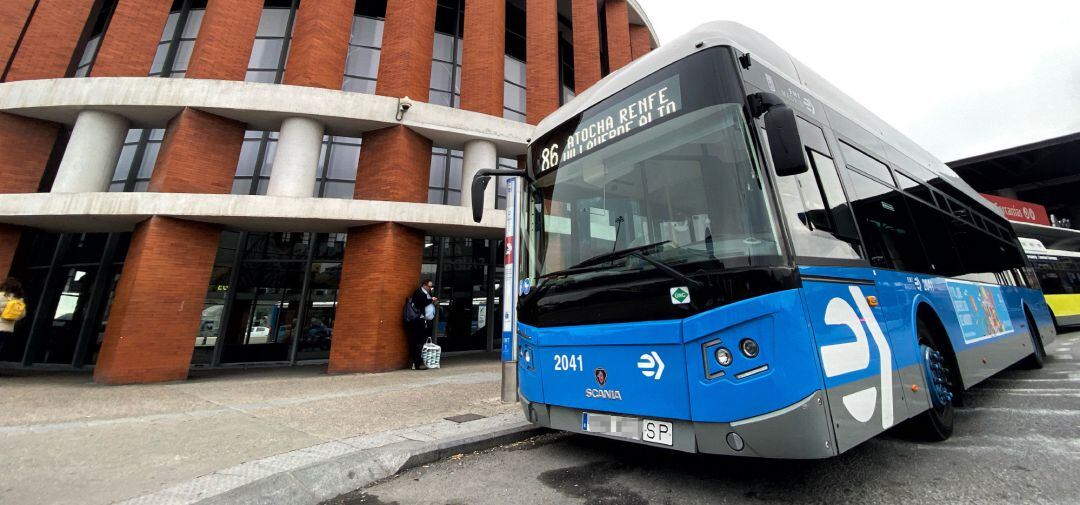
{"left": 800, "top": 272, "right": 907, "bottom": 452}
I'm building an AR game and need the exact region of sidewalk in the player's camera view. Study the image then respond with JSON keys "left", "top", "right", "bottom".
{"left": 0, "top": 354, "right": 532, "bottom": 505}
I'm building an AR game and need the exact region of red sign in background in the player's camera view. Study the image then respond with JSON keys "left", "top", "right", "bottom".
{"left": 980, "top": 194, "right": 1051, "bottom": 226}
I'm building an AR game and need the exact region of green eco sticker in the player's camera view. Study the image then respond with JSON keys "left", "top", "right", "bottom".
{"left": 670, "top": 287, "right": 690, "bottom": 305}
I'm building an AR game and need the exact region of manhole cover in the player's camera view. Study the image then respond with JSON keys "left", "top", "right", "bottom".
{"left": 445, "top": 413, "right": 486, "bottom": 423}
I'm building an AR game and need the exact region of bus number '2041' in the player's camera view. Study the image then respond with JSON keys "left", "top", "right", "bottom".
{"left": 554, "top": 354, "right": 583, "bottom": 371}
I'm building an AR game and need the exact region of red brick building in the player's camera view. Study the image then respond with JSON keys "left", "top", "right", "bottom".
{"left": 0, "top": 0, "right": 656, "bottom": 383}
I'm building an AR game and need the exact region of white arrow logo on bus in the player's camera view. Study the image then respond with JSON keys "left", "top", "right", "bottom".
{"left": 637, "top": 352, "right": 665, "bottom": 380}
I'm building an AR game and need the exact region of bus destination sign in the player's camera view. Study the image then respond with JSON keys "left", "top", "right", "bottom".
{"left": 536, "top": 75, "right": 684, "bottom": 175}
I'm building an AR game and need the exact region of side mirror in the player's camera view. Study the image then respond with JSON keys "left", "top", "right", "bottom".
{"left": 748, "top": 92, "right": 809, "bottom": 177}
{"left": 469, "top": 168, "right": 529, "bottom": 223}
{"left": 471, "top": 175, "right": 491, "bottom": 223}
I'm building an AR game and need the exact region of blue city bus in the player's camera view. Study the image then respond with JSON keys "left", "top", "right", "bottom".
{"left": 471, "top": 21, "right": 1057, "bottom": 458}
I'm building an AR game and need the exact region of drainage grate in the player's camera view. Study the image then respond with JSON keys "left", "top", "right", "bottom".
{"left": 444, "top": 413, "right": 486, "bottom": 423}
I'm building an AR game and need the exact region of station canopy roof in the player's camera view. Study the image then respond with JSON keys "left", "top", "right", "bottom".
{"left": 949, "top": 132, "right": 1080, "bottom": 251}
{"left": 949, "top": 132, "right": 1080, "bottom": 215}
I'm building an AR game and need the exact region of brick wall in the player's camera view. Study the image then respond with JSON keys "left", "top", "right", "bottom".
{"left": 375, "top": 0, "right": 437, "bottom": 100}
{"left": 186, "top": 0, "right": 263, "bottom": 81}
{"left": 96, "top": 106, "right": 241, "bottom": 382}
{"left": 0, "top": 113, "right": 61, "bottom": 278}
{"left": 526, "top": 0, "right": 559, "bottom": 125}
{"left": 0, "top": 0, "right": 36, "bottom": 78}
{"left": 0, "top": 113, "right": 60, "bottom": 194}
{"left": 630, "top": 24, "right": 653, "bottom": 60}
{"left": 4, "top": 0, "right": 96, "bottom": 81}
{"left": 459, "top": 0, "right": 504, "bottom": 117}
{"left": 604, "top": 0, "right": 632, "bottom": 72}
{"left": 329, "top": 222, "right": 425, "bottom": 373}
{"left": 334, "top": 0, "right": 439, "bottom": 374}
{"left": 283, "top": 0, "right": 354, "bottom": 89}
{"left": 90, "top": 0, "right": 172, "bottom": 77}
{"left": 148, "top": 108, "right": 245, "bottom": 194}
{"left": 353, "top": 126, "right": 432, "bottom": 203}
{"left": 571, "top": 0, "right": 602, "bottom": 93}
{"left": 94, "top": 217, "right": 221, "bottom": 384}
{"left": 0, "top": 224, "right": 20, "bottom": 280}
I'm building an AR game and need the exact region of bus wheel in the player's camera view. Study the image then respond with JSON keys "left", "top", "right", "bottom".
{"left": 914, "top": 320, "right": 955, "bottom": 441}
{"left": 1020, "top": 310, "right": 1046, "bottom": 369}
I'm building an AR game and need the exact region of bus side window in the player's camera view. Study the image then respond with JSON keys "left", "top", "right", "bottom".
{"left": 846, "top": 169, "right": 930, "bottom": 272}
{"left": 904, "top": 196, "right": 964, "bottom": 276}
{"left": 764, "top": 124, "right": 861, "bottom": 261}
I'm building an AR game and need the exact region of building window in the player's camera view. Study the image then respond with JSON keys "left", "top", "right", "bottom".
{"left": 315, "top": 136, "right": 362, "bottom": 198}
{"left": 72, "top": 0, "right": 120, "bottom": 77}
{"left": 231, "top": 131, "right": 278, "bottom": 195}
{"left": 429, "top": 0, "right": 464, "bottom": 107}
{"left": 342, "top": 14, "right": 384, "bottom": 93}
{"left": 149, "top": 1, "right": 207, "bottom": 78}
{"left": 503, "top": 1, "right": 526, "bottom": 121}
{"left": 428, "top": 147, "right": 463, "bottom": 205}
{"left": 108, "top": 129, "right": 164, "bottom": 192}
{"left": 559, "top": 18, "right": 576, "bottom": 103}
{"left": 245, "top": 1, "right": 298, "bottom": 83}
{"left": 503, "top": 56, "right": 526, "bottom": 122}
{"left": 495, "top": 158, "right": 519, "bottom": 210}
{"left": 193, "top": 231, "right": 345, "bottom": 366}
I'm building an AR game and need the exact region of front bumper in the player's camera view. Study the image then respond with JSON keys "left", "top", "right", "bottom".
{"left": 520, "top": 389, "right": 837, "bottom": 459}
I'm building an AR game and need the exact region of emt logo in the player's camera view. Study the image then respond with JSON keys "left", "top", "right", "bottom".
{"left": 819, "top": 286, "right": 894, "bottom": 429}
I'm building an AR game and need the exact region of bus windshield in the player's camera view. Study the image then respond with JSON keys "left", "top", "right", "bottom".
{"left": 523, "top": 103, "right": 783, "bottom": 288}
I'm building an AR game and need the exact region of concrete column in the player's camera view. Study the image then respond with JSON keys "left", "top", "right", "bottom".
{"left": 267, "top": 116, "right": 324, "bottom": 198}
{"left": 51, "top": 110, "right": 129, "bottom": 193}
{"left": 461, "top": 139, "right": 497, "bottom": 209}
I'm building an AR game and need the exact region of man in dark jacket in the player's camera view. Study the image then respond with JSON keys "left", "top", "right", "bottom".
{"left": 408, "top": 279, "right": 437, "bottom": 370}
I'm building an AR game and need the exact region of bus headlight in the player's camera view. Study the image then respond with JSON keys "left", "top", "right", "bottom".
{"left": 715, "top": 347, "right": 733, "bottom": 367}
{"left": 740, "top": 338, "right": 759, "bottom": 358}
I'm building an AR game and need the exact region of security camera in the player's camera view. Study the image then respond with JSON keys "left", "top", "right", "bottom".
{"left": 397, "top": 97, "right": 414, "bottom": 120}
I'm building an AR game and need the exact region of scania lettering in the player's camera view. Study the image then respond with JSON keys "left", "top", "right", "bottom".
{"left": 471, "top": 22, "right": 1056, "bottom": 458}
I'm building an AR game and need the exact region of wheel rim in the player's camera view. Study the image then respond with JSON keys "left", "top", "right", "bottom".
{"left": 920, "top": 344, "right": 954, "bottom": 410}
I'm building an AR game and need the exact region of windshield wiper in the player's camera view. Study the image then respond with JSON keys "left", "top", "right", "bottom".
{"left": 572, "top": 240, "right": 671, "bottom": 269}
{"left": 628, "top": 251, "right": 705, "bottom": 289}
{"left": 537, "top": 240, "right": 704, "bottom": 289}
{"left": 538, "top": 241, "right": 671, "bottom": 279}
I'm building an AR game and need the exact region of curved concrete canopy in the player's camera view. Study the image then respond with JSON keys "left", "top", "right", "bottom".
{"left": 0, "top": 77, "right": 534, "bottom": 155}
{"left": 0, "top": 193, "right": 506, "bottom": 239}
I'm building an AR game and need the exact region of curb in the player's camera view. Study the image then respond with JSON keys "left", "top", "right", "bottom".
{"left": 116, "top": 413, "right": 543, "bottom": 505}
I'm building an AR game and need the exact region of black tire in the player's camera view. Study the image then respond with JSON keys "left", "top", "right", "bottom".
{"left": 1020, "top": 310, "right": 1046, "bottom": 369}
{"left": 911, "top": 319, "right": 955, "bottom": 441}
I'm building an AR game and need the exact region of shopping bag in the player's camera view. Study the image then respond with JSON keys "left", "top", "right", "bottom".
{"left": 421, "top": 337, "right": 441, "bottom": 369}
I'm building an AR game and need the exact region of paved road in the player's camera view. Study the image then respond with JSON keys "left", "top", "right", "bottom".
{"left": 330, "top": 332, "right": 1080, "bottom": 505}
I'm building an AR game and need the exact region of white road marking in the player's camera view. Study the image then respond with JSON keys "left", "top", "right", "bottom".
{"left": 957, "top": 407, "right": 1080, "bottom": 416}
{"left": 987, "top": 377, "right": 1080, "bottom": 383}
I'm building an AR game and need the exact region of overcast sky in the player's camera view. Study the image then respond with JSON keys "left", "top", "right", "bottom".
{"left": 637, "top": 0, "right": 1080, "bottom": 162}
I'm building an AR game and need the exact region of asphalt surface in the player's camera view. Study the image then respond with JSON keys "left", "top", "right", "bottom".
{"left": 328, "top": 332, "right": 1080, "bottom": 505}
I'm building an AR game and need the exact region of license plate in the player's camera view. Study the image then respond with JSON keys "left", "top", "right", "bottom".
{"left": 642, "top": 419, "right": 673, "bottom": 446}
{"left": 582, "top": 413, "right": 673, "bottom": 446}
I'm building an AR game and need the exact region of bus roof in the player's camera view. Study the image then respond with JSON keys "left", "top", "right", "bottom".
{"left": 534, "top": 21, "right": 1002, "bottom": 219}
